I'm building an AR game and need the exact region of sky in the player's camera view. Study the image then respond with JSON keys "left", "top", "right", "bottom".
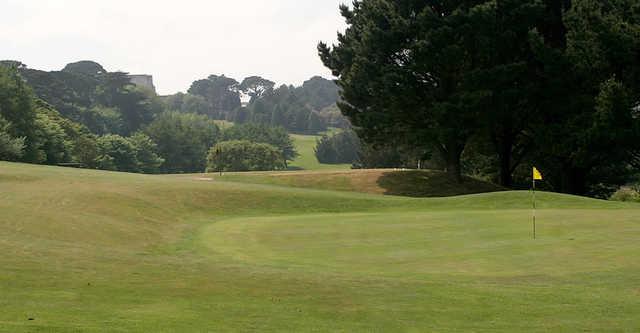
{"left": 0, "top": 0, "right": 347, "bottom": 95}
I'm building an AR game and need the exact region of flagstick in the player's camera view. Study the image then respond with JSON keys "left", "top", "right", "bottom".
{"left": 532, "top": 178, "right": 537, "bottom": 240}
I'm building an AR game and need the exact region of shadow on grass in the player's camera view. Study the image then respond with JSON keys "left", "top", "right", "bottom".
{"left": 377, "top": 170, "right": 505, "bottom": 197}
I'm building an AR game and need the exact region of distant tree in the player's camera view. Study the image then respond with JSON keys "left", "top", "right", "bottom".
{"left": 222, "top": 123, "right": 297, "bottom": 167}
{"left": 0, "top": 116, "right": 25, "bottom": 161}
{"left": 144, "top": 112, "right": 220, "bottom": 173}
{"left": 314, "top": 130, "right": 361, "bottom": 164}
{"left": 93, "top": 133, "right": 162, "bottom": 173}
{"left": 128, "top": 132, "right": 164, "bottom": 173}
{"left": 17, "top": 65, "right": 100, "bottom": 122}
{"left": 163, "top": 92, "right": 185, "bottom": 111}
{"left": 317, "top": 104, "right": 350, "bottom": 129}
{"left": 95, "top": 74, "right": 160, "bottom": 134}
{"left": 181, "top": 94, "right": 210, "bottom": 115}
{"left": 188, "top": 75, "right": 240, "bottom": 118}
{"left": 61, "top": 61, "right": 106, "bottom": 76}
{"left": 72, "top": 135, "right": 98, "bottom": 168}
{"left": 232, "top": 107, "right": 250, "bottom": 124}
{"left": 163, "top": 92, "right": 210, "bottom": 115}
{"left": 206, "top": 140, "right": 284, "bottom": 172}
{"left": 95, "top": 134, "right": 139, "bottom": 172}
{"left": 270, "top": 105, "right": 286, "bottom": 127}
{"left": 240, "top": 76, "right": 275, "bottom": 102}
{"left": 295, "top": 76, "right": 339, "bottom": 110}
{"left": 0, "top": 60, "right": 26, "bottom": 69}
{"left": 248, "top": 99, "right": 272, "bottom": 124}
{"left": 0, "top": 64, "right": 38, "bottom": 162}
{"left": 307, "top": 111, "right": 326, "bottom": 133}
{"left": 81, "top": 105, "right": 124, "bottom": 135}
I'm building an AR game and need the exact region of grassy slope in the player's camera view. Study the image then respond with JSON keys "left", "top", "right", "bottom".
{"left": 210, "top": 169, "right": 505, "bottom": 197}
{"left": 287, "top": 134, "right": 352, "bottom": 171}
{"left": 1, "top": 162, "right": 639, "bottom": 332}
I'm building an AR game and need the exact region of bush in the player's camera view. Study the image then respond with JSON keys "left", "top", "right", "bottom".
{"left": 144, "top": 112, "right": 219, "bottom": 173}
{"left": 94, "top": 133, "right": 163, "bottom": 173}
{"left": 0, "top": 116, "right": 25, "bottom": 161}
{"left": 222, "top": 123, "right": 297, "bottom": 166}
{"left": 95, "top": 135, "right": 139, "bottom": 172}
{"left": 610, "top": 186, "right": 640, "bottom": 202}
{"left": 206, "top": 140, "right": 284, "bottom": 172}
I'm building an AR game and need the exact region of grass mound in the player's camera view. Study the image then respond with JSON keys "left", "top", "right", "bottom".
{"left": 1, "top": 162, "right": 639, "bottom": 332}
{"left": 207, "top": 169, "right": 505, "bottom": 197}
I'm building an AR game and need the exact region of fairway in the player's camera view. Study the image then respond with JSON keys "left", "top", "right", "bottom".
{"left": 1, "top": 162, "right": 639, "bottom": 332}
{"left": 288, "top": 133, "right": 352, "bottom": 171}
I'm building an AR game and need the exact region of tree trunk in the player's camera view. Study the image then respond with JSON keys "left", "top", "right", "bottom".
{"left": 443, "top": 147, "right": 463, "bottom": 183}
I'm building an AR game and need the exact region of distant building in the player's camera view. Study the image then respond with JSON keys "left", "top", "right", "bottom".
{"left": 128, "top": 74, "right": 156, "bottom": 93}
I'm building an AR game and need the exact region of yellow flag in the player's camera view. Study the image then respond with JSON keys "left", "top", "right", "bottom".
{"left": 533, "top": 167, "right": 543, "bottom": 180}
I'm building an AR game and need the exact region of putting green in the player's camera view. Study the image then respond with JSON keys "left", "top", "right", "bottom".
{"left": 203, "top": 210, "right": 639, "bottom": 278}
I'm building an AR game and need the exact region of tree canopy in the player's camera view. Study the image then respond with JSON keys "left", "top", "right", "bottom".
{"left": 206, "top": 140, "right": 284, "bottom": 172}
{"left": 320, "top": 0, "right": 640, "bottom": 195}
{"left": 221, "top": 123, "right": 297, "bottom": 167}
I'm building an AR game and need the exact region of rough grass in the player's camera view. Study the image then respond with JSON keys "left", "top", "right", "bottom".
{"left": 1, "top": 162, "right": 639, "bottom": 332}
{"left": 211, "top": 169, "right": 504, "bottom": 197}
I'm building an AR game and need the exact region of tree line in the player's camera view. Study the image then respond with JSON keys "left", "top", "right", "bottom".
{"left": 319, "top": 0, "right": 640, "bottom": 197}
{"left": 165, "top": 75, "right": 350, "bottom": 134}
{"left": 0, "top": 62, "right": 296, "bottom": 173}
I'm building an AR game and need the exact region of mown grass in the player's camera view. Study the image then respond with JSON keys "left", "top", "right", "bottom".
{"left": 287, "top": 134, "right": 352, "bottom": 171}
{"left": 1, "top": 162, "right": 639, "bottom": 332}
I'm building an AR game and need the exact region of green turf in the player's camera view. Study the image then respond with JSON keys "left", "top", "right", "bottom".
{"left": 1, "top": 162, "right": 639, "bottom": 332}
{"left": 287, "top": 133, "right": 352, "bottom": 171}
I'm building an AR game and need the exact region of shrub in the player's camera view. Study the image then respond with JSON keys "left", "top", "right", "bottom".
{"left": 206, "top": 140, "right": 284, "bottom": 172}
{"left": 610, "top": 187, "right": 640, "bottom": 202}
{"left": 144, "top": 112, "right": 219, "bottom": 173}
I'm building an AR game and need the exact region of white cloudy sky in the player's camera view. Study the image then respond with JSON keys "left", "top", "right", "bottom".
{"left": 0, "top": 0, "right": 346, "bottom": 95}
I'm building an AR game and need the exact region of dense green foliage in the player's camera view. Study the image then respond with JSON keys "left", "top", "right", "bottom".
{"left": 17, "top": 61, "right": 163, "bottom": 136}
{"left": 0, "top": 63, "right": 166, "bottom": 172}
{"left": 206, "top": 140, "right": 284, "bottom": 172}
{"left": 173, "top": 73, "right": 348, "bottom": 134}
{"left": 222, "top": 123, "right": 297, "bottom": 167}
{"left": 314, "top": 130, "right": 361, "bottom": 164}
{"left": 0, "top": 116, "right": 25, "bottom": 160}
{"left": 95, "top": 134, "right": 164, "bottom": 173}
{"left": 0, "top": 61, "right": 351, "bottom": 174}
{"left": 162, "top": 92, "right": 210, "bottom": 115}
{"left": 0, "top": 63, "right": 39, "bottom": 161}
{"left": 187, "top": 75, "right": 241, "bottom": 119}
{"left": 144, "top": 112, "right": 220, "bottom": 173}
{"left": 320, "top": 0, "right": 640, "bottom": 196}
{"left": 229, "top": 76, "right": 346, "bottom": 133}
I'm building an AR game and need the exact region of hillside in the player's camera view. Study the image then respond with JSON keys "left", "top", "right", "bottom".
{"left": 1, "top": 162, "right": 639, "bottom": 332}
